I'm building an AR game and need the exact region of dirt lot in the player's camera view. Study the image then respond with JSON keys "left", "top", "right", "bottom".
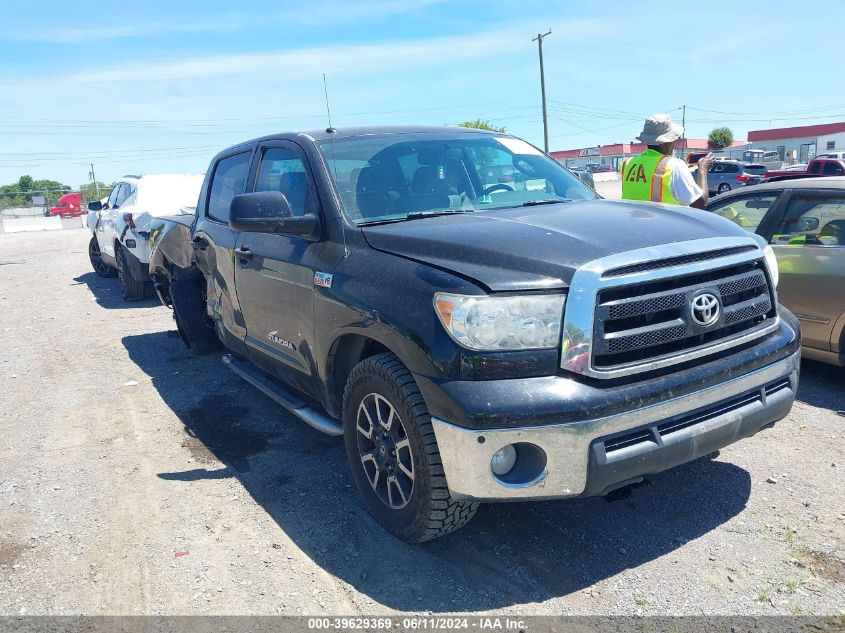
{"left": 1, "top": 228, "right": 843, "bottom": 616}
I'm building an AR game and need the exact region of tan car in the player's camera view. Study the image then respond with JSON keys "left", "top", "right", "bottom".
{"left": 706, "top": 177, "right": 845, "bottom": 366}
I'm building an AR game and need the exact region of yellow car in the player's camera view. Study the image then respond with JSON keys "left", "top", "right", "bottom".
{"left": 707, "top": 177, "right": 845, "bottom": 366}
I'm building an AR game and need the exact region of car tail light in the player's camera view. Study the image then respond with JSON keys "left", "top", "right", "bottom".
{"left": 736, "top": 174, "right": 749, "bottom": 182}
{"left": 123, "top": 213, "right": 135, "bottom": 229}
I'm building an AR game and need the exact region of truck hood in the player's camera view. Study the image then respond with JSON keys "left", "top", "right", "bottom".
{"left": 361, "top": 199, "right": 754, "bottom": 291}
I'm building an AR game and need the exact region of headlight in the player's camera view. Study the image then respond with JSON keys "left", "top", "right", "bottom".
{"left": 434, "top": 292, "right": 566, "bottom": 351}
{"left": 763, "top": 245, "right": 779, "bottom": 287}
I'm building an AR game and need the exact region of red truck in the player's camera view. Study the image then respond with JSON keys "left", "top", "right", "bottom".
{"left": 49, "top": 192, "right": 84, "bottom": 217}
{"left": 765, "top": 158, "right": 845, "bottom": 182}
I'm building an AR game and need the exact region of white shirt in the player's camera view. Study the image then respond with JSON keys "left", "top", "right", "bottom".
{"left": 666, "top": 157, "right": 704, "bottom": 205}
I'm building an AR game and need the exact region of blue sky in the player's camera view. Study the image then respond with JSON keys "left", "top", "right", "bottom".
{"left": 1, "top": 0, "right": 843, "bottom": 188}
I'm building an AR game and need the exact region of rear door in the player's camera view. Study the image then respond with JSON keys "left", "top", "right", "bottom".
{"left": 193, "top": 149, "right": 253, "bottom": 348}
{"left": 767, "top": 189, "right": 845, "bottom": 351}
{"left": 233, "top": 141, "right": 322, "bottom": 395}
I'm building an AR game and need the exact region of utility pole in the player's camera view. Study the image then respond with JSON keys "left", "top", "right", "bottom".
{"left": 681, "top": 105, "right": 686, "bottom": 139}
{"left": 533, "top": 29, "right": 552, "bottom": 153}
{"left": 89, "top": 163, "right": 100, "bottom": 198}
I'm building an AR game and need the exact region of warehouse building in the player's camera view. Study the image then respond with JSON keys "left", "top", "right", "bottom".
{"left": 747, "top": 121, "right": 845, "bottom": 163}
{"left": 551, "top": 138, "right": 746, "bottom": 170}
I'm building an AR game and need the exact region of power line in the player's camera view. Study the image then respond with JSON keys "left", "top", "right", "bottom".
{"left": 2, "top": 100, "right": 535, "bottom": 125}
{"left": 685, "top": 102, "right": 845, "bottom": 116}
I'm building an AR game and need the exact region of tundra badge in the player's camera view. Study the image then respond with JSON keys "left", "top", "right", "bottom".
{"left": 268, "top": 331, "right": 296, "bottom": 351}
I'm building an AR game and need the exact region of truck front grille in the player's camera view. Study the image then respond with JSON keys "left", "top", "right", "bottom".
{"left": 592, "top": 260, "right": 776, "bottom": 370}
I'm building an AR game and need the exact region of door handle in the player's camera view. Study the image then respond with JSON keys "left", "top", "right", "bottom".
{"left": 192, "top": 236, "right": 209, "bottom": 251}
{"left": 235, "top": 246, "right": 253, "bottom": 261}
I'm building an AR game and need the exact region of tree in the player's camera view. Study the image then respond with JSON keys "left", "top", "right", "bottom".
{"left": 458, "top": 119, "right": 507, "bottom": 133}
{"left": 80, "top": 181, "right": 113, "bottom": 203}
{"left": 0, "top": 176, "right": 70, "bottom": 208}
{"left": 708, "top": 127, "right": 734, "bottom": 150}
{"left": 18, "top": 175, "right": 34, "bottom": 192}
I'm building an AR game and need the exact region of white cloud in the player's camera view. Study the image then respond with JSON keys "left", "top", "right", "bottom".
{"left": 64, "top": 30, "right": 526, "bottom": 84}
{"left": 2, "top": 0, "right": 454, "bottom": 43}
{"left": 2, "top": 17, "right": 244, "bottom": 44}
{"left": 52, "top": 16, "right": 602, "bottom": 85}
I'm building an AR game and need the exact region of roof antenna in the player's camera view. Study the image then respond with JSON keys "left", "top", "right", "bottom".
{"left": 322, "top": 74, "right": 347, "bottom": 258}
{"left": 323, "top": 73, "right": 336, "bottom": 134}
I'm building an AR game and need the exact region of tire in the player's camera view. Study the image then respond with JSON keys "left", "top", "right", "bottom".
{"left": 170, "top": 268, "right": 220, "bottom": 355}
{"left": 717, "top": 183, "right": 731, "bottom": 194}
{"left": 88, "top": 235, "right": 117, "bottom": 278}
{"left": 115, "top": 244, "right": 146, "bottom": 301}
{"left": 343, "top": 353, "right": 478, "bottom": 542}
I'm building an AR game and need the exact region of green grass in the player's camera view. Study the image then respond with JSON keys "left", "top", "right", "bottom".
{"left": 783, "top": 578, "right": 806, "bottom": 594}
{"left": 782, "top": 525, "right": 799, "bottom": 547}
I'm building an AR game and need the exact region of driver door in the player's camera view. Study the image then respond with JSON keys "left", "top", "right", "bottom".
{"left": 233, "top": 141, "right": 323, "bottom": 397}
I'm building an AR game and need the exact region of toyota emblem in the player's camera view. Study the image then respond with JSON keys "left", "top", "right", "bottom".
{"left": 691, "top": 293, "right": 720, "bottom": 327}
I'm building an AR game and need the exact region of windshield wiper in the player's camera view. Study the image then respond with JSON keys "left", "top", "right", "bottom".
{"left": 356, "top": 209, "right": 472, "bottom": 227}
{"left": 404, "top": 209, "right": 473, "bottom": 220}
{"left": 522, "top": 199, "right": 570, "bottom": 207}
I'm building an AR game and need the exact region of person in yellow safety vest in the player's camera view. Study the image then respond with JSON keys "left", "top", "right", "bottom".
{"left": 621, "top": 113, "right": 713, "bottom": 210}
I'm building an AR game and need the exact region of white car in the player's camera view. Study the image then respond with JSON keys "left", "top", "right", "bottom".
{"left": 87, "top": 174, "right": 204, "bottom": 300}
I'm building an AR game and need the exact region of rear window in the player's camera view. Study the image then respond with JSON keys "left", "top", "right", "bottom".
{"left": 823, "top": 162, "right": 845, "bottom": 176}
{"left": 207, "top": 152, "right": 250, "bottom": 223}
{"left": 743, "top": 165, "right": 767, "bottom": 175}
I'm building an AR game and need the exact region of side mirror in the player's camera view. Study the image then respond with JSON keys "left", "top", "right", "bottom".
{"left": 88, "top": 200, "right": 103, "bottom": 211}
{"left": 229, "top": 191, "right": 319, "bottom": 239}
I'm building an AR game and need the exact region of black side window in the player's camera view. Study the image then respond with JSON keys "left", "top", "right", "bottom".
{"left": 207, "top": 152, "right": 250, "bottom": 223}
{"left": 725, "top": 164, "right": 738, "bottom": 173}
{"left": 823, "top": 162, "right": 845, "bottom": 176}
{"left": 254, "top": 147, "right": 314, "bottom": 217}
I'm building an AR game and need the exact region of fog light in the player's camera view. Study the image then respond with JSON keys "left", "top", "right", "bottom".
{"left": 490, "top": 444, "right": 517, "bottom": 476}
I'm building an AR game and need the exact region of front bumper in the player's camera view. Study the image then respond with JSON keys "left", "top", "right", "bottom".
{"left": 430, "top": 326, "right": 800, "bottom": 502}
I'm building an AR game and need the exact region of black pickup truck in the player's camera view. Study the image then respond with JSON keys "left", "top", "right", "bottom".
{"left": 149, "top": 126, "right": 800, "bottom": 542}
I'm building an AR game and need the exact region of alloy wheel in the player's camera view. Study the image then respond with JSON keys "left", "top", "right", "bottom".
{"left": 355, "top": 393, "right": 414, "bottom": 509}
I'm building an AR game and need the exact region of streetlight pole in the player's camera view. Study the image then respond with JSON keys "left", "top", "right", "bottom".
{"left": 533, "top": 29, "right": 552, "bottom": 153}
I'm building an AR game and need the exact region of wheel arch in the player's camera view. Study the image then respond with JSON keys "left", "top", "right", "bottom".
{"left": 832, "top": 308, "right": 845, "bottom": 355}
{"left": 325, "top": 333, "right": 395, "bottom": 418}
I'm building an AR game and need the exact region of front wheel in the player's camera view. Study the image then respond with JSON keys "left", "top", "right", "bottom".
{"left": 343, "top": 353, "right": 478, "bottom": 542}
{"left": 88, "top": 236, "right": 116, "bottom": 278}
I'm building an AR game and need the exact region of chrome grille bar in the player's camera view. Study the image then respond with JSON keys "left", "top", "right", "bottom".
{"left": 560, "top": 237, "right": 780, "bottom": 379}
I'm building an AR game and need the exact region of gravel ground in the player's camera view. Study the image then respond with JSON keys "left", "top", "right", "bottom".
{"left": 0, "top": 228, "right": 843, "bottom": 617}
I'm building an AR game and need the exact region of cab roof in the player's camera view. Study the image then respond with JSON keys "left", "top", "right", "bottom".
{"left": 218, "top": 125, "right": 509, "bottom": 154}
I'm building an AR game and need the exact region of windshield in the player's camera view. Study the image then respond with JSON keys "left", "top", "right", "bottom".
{"left": 742, "top": 165, "right": 767, "bottom": 175}
{"left": 318, "top": 132, "right": 598, "bottom": 224}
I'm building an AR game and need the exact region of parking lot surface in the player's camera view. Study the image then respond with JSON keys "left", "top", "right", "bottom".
{"left": 1, "top": 228, "right": 843, "bottom": 616}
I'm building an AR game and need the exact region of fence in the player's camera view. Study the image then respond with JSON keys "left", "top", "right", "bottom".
{"left": 0, "top": 206, "right": 47, "bottom": 219}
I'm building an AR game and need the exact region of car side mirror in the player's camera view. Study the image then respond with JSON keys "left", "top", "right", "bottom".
{"left": 229, "top": 191, "right": 319, "bottom": 239}
{"left": 88, "top": 200, "right": 103, "bottom": 211}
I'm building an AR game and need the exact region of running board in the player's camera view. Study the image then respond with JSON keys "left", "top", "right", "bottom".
{"left": 222, "top": 354, "right": 343, "bottom": 436}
